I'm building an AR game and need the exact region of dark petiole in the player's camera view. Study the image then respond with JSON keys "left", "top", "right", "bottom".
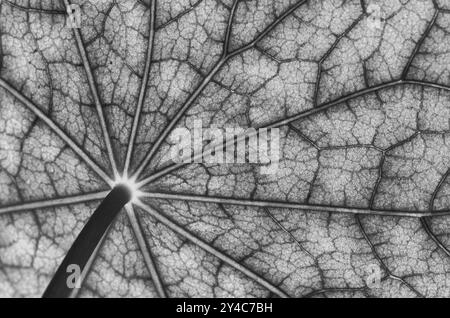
{"left": 42, "top": 184, "right": 132, "bottom": 298}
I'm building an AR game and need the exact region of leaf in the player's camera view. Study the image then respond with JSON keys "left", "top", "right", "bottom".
{"left": 1, "top": 0, "right": 450, "bottom": 298}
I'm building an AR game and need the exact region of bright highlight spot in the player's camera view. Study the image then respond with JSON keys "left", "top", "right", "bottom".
{"left": 113, "top": 176, "right": 141, "bottom": 202}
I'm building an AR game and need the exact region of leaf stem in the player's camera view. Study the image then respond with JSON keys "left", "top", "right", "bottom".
{"left": 42, "top": 184, "right": 132, "bottom": 298}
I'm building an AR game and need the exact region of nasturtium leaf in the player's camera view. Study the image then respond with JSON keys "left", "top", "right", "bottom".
{"left": 1, "top": 0, "right": 450, "bottom": 298}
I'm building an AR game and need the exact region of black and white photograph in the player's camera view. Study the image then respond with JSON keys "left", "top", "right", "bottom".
{"left": 0, "top": 0, "right": 450, "bottom": 304}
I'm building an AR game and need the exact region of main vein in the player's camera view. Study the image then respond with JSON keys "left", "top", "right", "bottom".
{"left": 0, "top": 191, "right": 109, "bottom": 215}
{"left": 63, "top": 0, "right": 118, "bottom": 177}
{"left": 123, "top": 0, "right": 156, "bottom": 176}
{"left": 140, "top": 192, "right": 450, "bottom": 218}
{"left": 125, "top": 205, "right": 167, "bottom": 298}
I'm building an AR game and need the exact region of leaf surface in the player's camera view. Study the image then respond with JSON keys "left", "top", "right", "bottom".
{"left": 1, "top": 0, "right": 450, "bottom": 298}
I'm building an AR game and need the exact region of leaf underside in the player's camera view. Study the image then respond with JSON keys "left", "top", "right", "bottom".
{"left": 1, "top": 0, "right": 450, "bottom": 298}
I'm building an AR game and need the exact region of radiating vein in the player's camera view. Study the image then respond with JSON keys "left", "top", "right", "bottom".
{"left": 138, "top": 79, "right": 450, "bottom": 186}
{"left": 123, "top": 0, "right": 156, "bottom": 175}
{"left": 140, "top": 192, "right": 450, "bottom": 218}
{"left": 265, "top": 80, "right": 450, "bottom": 130}
{"left": 125, "top": 205, "right": 167, "bottom": 298}
{"left": 130, "top": 17, "right": 230, "bottom": 179}
{"left": 132, "top": 0, "right": 308, "bottom": 180}
{"left": 123, "top": 0, "right": 157, "bottom": 176}
{"left": 222, "top": 0, "right": 240, "bottom": 55}
{"left": 0, "top": 191, "right": 109, "bottom": 214}
{"left": 63, "top": 0, "right": 118, "bottom": 177}
{"left": 0, "top": 78, "right": 114, "bottom": 185}
{"left": 135, "top": 200, "right": 290, "bottom": 298}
